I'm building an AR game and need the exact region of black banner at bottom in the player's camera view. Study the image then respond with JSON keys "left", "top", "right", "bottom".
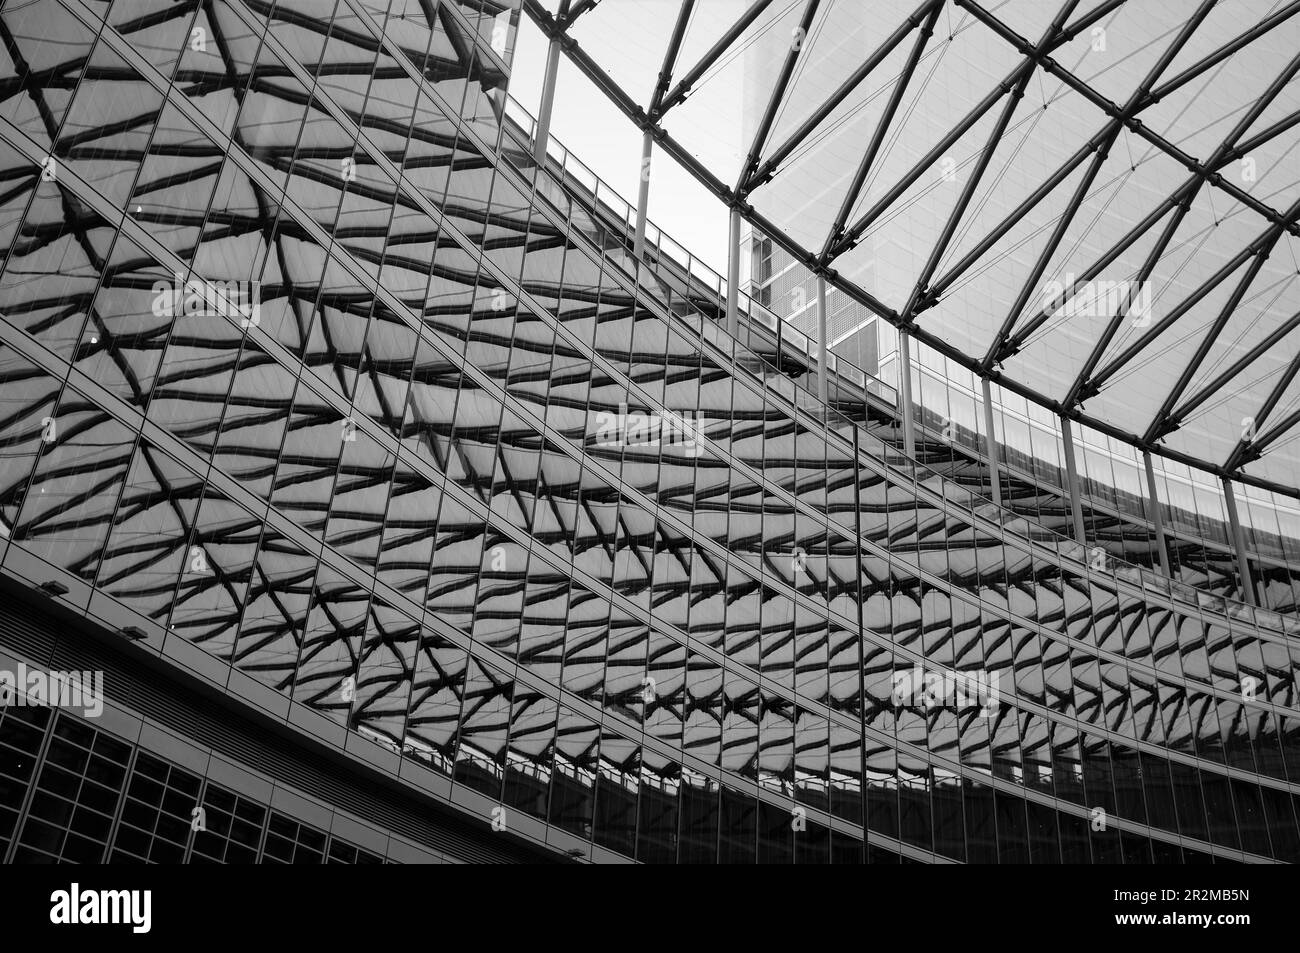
{"left": 0, "top": 862, "right": 1283, "bottom": 942}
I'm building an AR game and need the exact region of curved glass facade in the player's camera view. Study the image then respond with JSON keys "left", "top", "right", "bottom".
{"left": 1, "top": 0, "right": 1298, "bottom": 863}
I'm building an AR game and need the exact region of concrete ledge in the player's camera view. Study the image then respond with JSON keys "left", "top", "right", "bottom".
{"left": 270, "top": 783, "right": 333, "bottom": 831}
{"left": 86, "top": 590, "right": 166, "bottom": 651}
{"left": 161, "top": 629, "right": 229, "bottom": 687}
{"left": 206, "top": 754, "right": 275, "bottom": 804}
{"left": 382, "top": 838, "right": 443, "bottom": 864}
{"left": 344, "top": 727, "right": 401, "bottom": 775}
{"left": 398, "top": 754, "right": 454, "bottom": 800}
{"left": 227, "top": 667, "right": 291, "bottom": 721}
{"left": 287, "top": 700, "right": 348, "bottom": 748}
{"left": 329, "top": 812, "right": 389, "bottom": 855}
{"left": 2, "top": 545, "right": 92, "bottom": 614}
{"left": 138, "top": 721, "right": 211, "bottom": 775}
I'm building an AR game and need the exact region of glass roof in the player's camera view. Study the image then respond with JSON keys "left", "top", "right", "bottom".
{"left": 526, "top": 0, "right": 1300, "bottom": 493}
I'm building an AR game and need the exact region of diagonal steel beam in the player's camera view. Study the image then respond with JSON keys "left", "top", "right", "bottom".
{"left": 1005, "top": 43, "right": 1300, "bottom": 370}
{"left": 902, "top": 65, "right": 1036, "bottom": 322}
{"left": 1230, "top": 108, "right": 1300, "bottom": 162}
{"left": 648, "top": 0, "right": 694, "bottom": 121}
{"left": 823, "top": 0, "right": 1125, "bottom": 265}
{"left": 657, "top": 0, "right": 776, "bottom": 118}
{"left": 748, "top": 0, "right": 940, "bottom": 190}
{"left": 901, "top": 1, "right": 1086, "bottom": 323}
{"left": 1227, "top": 395, "right": 1300, "bottom": 465}
{"left": 978, "top": 124, "right": 1120, "bottom": 370}
{"left": 904, "top": 0, "right": 1097, "bottom": 323}
{"left": 1006, "top": 105, "right": 1300, "bottom": 364}
{"left": 926, "top": 123, "right": 1121, "bottom": 304}
{"left": 1066, "top": 39, "right": 1300, "bottom": 410}
{"left": 560, "top": 0, "right": 599, "bottom": 29}
{"left": 961, "top": 0, "right": 1300, "bottom": 238}
{"left": 818, "top": 0, "right": 942, "bottom": 262}
{"left": 979, "top": 0, "right": 1215, "bottom": 371}
{"left": 734, "top": 0, "right": 821, "bottom": 198}
{"left": 1061, "top": 195, "right": 1193, "bottom": 409}
{"left": 1143, "top": 0, "right": 1300, "bottom": 108}
{"left": 998, "top": 186, "right": 1192, "bottom": 359}
{"left": 824, "top": 65, "right": 1019, "bottom": 264}
{"left": 1249, "top": 406, "right": 1300, "bottom": 456}
{"left": 1167, "top": 307, "right": 1300, "bottom": 429}
{"left": 1143, "top": 201, "right": 1298, "bottom": 444}
{"left": 1224, "top": 352, "right": 1300, "bottom": 471}
{"left": 1086, "top": 203, "right": 1300, "bottom": 397}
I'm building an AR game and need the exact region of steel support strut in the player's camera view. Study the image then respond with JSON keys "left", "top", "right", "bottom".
{"left": 1143, "top": 450, "right": 1171, "bottom": 576}
{"left": 532, "top": 35, "right": 561, "bottom": 165}
{"left": 1144, "top": 208, "right": 1296, "bottom": 444}
{"left": 908, "top": 0, "right": 1080, "bottom": 327}
{"left": 957, "top": 0, "right": 1300, "bottom": 237}
{"left": 658, "top": 0, "right": 775, "bottom": 117}
{"left": 1008, "top": 73, "right": 1300, "bottom": 371}
{"left": 981, "top": 377, "right": 1002, "bottom": 508}
{"left": 1144, "top": 0, "right": 1300, "bottom": 107}
{"left": 980, "top": 122, "right": 1119, "bottom": 371}
{"left": 1059, "top": 414, "right": 1088, "bottom": 545}
{"left": 817, "top": 274, "right": 829, "bottom": 404}
{"left": 1224, "top": 350, "right": 1300, "bottom": 471}
{"left": 633, "top": 128, "right": 652, "bottom": 259}
{"left": 899, "top": 328, "right": 917, "bottom": 457}
{"left": 1170, "top": 309, "right": 1300, "bottom": 428}
{"left": 1239, "top": 409, "right": 1300, "bottom": 463}
{"left": 727, "top": 206, "right": 741, "bottom": 336}
{"left": 751, "top": 0, "right": 941, "bottom": 190}
{"left": 1059, "top": 184, "right": 1201, "bottom": 408}
{"left": 826, "top": 0, "right": 1123, "bottom": 264}
{"left": 648, "top": 0, "right": 694, "bottom": 120}
{"left": 1222, "top": 478, "right": 1257, "bottom": 606}
{"left": 1087, "top": 200, "right": 1300, "bottom": 398}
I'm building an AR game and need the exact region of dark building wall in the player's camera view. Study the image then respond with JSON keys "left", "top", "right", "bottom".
{"left": 0, "top": 576, "right": 558, "bottom": 863}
